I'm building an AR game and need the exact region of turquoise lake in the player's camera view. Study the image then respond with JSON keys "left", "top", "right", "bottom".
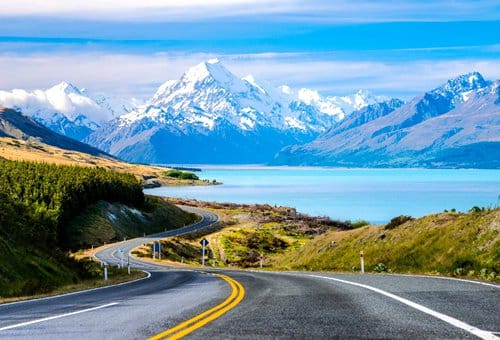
{"left": 144, "top": 167, "right": 500, "bottom": 224}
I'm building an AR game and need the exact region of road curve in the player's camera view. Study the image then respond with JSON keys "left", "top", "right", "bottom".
{"left": 1, "top": 205, "right": 499, "bottom": 339}
{"left": 94, "top": 205, "right": 219, "bottom": 268}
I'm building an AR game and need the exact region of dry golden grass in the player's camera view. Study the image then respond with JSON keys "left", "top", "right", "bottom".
{"left": 0, "top": 137, "right": 208, "bottom": 186}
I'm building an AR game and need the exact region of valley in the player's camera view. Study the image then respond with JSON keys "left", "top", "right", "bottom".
{"left": 1, "top": 3, "right": 499, "bottom": 339}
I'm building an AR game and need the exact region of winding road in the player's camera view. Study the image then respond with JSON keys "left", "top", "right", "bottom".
{"left": 1, "top": 206, "right": 498, "bottom": 339}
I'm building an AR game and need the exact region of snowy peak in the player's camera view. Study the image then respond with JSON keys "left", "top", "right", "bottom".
{"left": 327, "top": 89, "right": 388, "bottom": 115}
{"left": 120, "top": 59, "right": 342, "bottom": 134}
{"left": 443, "top": 72, "right": 488, "bottom": 92}
{"left": 180, "top": 58, "right": 247, "bottom": 92}
{"left": 48, "top": 81, "right": 82, "bottom": 95}
{"left": 281, "top": 86, "right": 387, "bottom": 119}
{"left": 431, "top": 72, "right": 491, "bottom": 103}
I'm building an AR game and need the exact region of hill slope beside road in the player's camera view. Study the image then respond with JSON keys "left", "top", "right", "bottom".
{"left": 1, "top": 206, "right": 497, "bottom": 339}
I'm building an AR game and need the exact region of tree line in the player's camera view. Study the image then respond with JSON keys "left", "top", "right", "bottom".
{"left": 0, "top": 160, "right": 144, "bottom": 249}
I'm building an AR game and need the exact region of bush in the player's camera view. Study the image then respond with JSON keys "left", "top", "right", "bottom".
{"left": 385, "top": 215, "right": 414, "bottom": 230}
{"left": 164, "top": 170, "right": 199, "bottom": 180}
{"left": 350, "top": 220, "right": 370, "bottom": 228}
{"left": 373, "top": 263, "right": 388, "bottom": 273}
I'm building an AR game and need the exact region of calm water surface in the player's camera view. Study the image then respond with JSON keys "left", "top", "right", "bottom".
{"left": 145, "top": 167, "right": 500, "bottom": 224}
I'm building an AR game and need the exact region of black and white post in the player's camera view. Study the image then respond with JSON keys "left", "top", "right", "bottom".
{"left": 200, "top": 238, "right": 209, "bottom": 267}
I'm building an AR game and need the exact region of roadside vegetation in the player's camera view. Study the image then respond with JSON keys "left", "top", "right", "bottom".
{"left": 271, "top": 207, "right": 499, "bottom": 280}
{"left": 137, "top": 198, "right": 351, "bottom": 268}
{"left": 142, "top": 199, "right": 499, "bottom": 282}
{"left": 0, "top": 159, "right": 196, "bottom": 298}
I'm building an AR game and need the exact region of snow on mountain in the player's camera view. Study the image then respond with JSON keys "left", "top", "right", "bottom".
{"left": 118, "top": 59, "right": 337, "bottom": 134}
{"left": 430, "top": 71, "right": 490, "bottom": 105}
{"left": 273, "top": 72, "right": 499, "bottom": 168}
{"left": 0, "top": 82, "right": 135, "bottom": 140}
{"left": 327, "top": 90, "right": 388, "bottom": 116}
{"left": 279, "top": 86, "right": 387, "bottom": 120}
{"left": 90, "top": 59, "right": 391, "bottom": 164}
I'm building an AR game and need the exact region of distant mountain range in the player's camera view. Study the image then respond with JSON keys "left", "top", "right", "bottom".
{"left": 1, "top": 60, "right": 498, "bottom": 168}
{"left": 85, "top": 59, "right": 388, "bottom": 163}
{"left": 273, "top": 72, "right": 500, "bottom": 168}
{"left": 0, "top": 106, "right": 110, "bottom": 157}
{"left": 0, "top": 82, "right": 134, "bottom": 141}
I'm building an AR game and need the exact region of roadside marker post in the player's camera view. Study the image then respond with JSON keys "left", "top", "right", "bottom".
{"left": 259, "top": 254, "right": 264, "bottom": 269}
{"left": 200, "top": 238, "right": 209, "bottom": 266}
{"left": 119, "top": 249, "right": 124, "bottom": 269}
{"left": 127, "top": 255, "right": 131, "bottom": 275}
{"left": 360, "top": 250, "right": 365, "bottom": 273}
{"left": 104, "top": 262, "right": 108, "bottom": 281}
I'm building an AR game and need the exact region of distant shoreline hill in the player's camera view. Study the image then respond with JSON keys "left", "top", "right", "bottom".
{"left": 273, "top": 72, "right": 500, "bottom": 169}
{"left": 85, "top": 59, "right": 389, "bottom": 164}
{"left": 0, "top": 106, "right": 111, "bottom": 158}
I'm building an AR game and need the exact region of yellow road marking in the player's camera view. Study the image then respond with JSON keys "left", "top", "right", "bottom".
{"left": 149, "top": 274, "right": 245, "bottom": 340}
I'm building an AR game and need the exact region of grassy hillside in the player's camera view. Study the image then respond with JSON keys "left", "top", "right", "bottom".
{"left": 66, "top": 196, "right": 197, "bottom": 250}
{"left": 135, "top": 198, "right": 350, "bottom": 267}
{"left": 0, "top": 159, "right": 197, "bottom": 298}
{"left": 0, "top": 137, "right": 214, "bottom": 187}
{"left": 271, "top": 208, "right": 499, "bottom": 280}
{"left": 141, "top": 199, "right": 498, "bottom": 281}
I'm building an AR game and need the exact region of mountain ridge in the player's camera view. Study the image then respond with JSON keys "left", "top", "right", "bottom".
{"left": 273, "top": 72, "right": 500, "bottom": 168}
{"left": 86, "top": 59, "right": 392, "bottom": 164}
{"left": 0, "top": 106, "right": 111, "bottom": 158}
{"left": 0, "top": 82, "right": 135, "bottom": 141}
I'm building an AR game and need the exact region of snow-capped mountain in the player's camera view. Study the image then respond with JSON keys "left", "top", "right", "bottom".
{"left": 274, "top": 72, "right": 500, "bottom": 168}
{"left": 280, "top": 86, "right": 388, "bottom": 120}
{"left": 118, "top": 59, "right": 336, "bottom": 133}
{"left": 0, "top": 82, "right": 134, "bottom": 141}
{"left": 88, "top": 59, "right": 382, "bottom": 164}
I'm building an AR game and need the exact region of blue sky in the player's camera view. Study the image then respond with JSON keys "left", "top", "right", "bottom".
{"left": 0, "top": 0, "right": 499, "bottom": 99}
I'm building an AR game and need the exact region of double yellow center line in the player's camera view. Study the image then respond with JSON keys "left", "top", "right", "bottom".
{"left": 149, "top": 274, "right": 245, "bottom": 340}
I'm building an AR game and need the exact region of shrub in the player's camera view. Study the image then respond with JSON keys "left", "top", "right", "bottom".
{"left": 164, "top": 170, "right": 199, "bottom": 180}
{"left": 384, "top": 215, "right": 414, "bottom": 230}
{"left": 350, "top": 220, "right": 370, "bottom": 228}
{"left": 373, "top": 263, "right": 388, "bottom": 273}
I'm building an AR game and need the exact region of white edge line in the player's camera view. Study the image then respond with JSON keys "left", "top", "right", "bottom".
{"left": 0, "top": 302, "right": 119, "bottom": 331}
{"left": 387, "top": 273, "right": 500, "bottom": 289}
{"left": 0, "top": 271, "right": 151, "bottom": 307}
{"left": 310, "top": 274, "right": 498, "bottom": 340}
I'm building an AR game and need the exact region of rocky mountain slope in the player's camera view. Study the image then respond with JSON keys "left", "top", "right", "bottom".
{"left": 0, "top": 82, "right": 134, "bottom": 140}
{"left": 0, "top": 106, "right": 110, "bottom": 157}
{"left": 86, "top": 59, "right": 387, "bottom": 164}
{"left": 274, "top": 72, "right": 500, "bottom": 168}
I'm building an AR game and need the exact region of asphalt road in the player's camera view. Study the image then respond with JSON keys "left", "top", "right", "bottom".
{"left": 1, "top": 206, "right": 499, "bottom": 339}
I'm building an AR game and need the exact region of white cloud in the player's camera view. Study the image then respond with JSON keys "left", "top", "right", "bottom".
{"left": 0, "top": 0, "right": 298, "bottom": 21}
{"left": 1, "top": 0, "right": 498, "bottom": 22}
{"left": 0, "top": 52, "right": 499, "bottom": 100}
